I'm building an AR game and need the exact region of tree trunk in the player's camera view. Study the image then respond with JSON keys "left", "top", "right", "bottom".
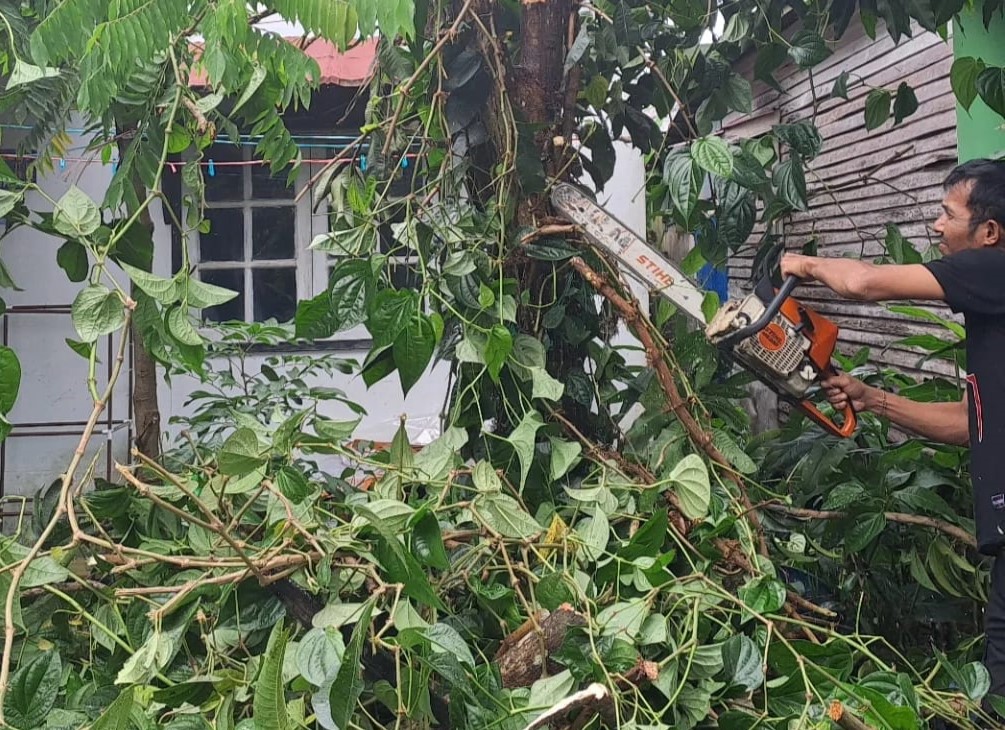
{"left": 115, "top": 127, "right": 162, "bottom": 460}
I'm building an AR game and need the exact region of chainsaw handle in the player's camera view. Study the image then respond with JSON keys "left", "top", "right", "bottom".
{"left": 797, "top": 398, "right": 857, "bottom": 438}
{"left": 718, "top": 275, "right": 801, "bottom": 349}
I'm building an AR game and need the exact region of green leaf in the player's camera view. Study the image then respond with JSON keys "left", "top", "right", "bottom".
{"left": 295, "top": 627, "right": 345, "bottom": 687}
{"left": 523, "top": 239, "right": 579, "bottom": 260}
{"left": 6, "top": 59, "right": 60, "bottom": 89}
{"left": 367, "top": 289, "right": 417, "bottom": 347}
{"left": 393, "top": 313, "right": 436, "bottom": 396}
{"left": 951, "top": 57, "right": 985, "bottom": 111}
{"left": 476, "top": 493, "right": 542, "bottom": 539}
{"left": 893, "top": 82, "right": 919, "bottom": 124}
{"left": 548, "top": 437, "right": 582, "bottom": 480}
{"left": 692, "top": 136, "right": 733, "bottom": 178}
{"left": 329, "top": 600, "right": 375, "bottom": 730}
{"left": 788, "top": 30, "right": 831, "bottom": 67}
{"left": 119, "top": 261, "right": 177, "bottom": 304}
{"left": 89, "top": 687, "right": 135, "bottom": 730}
{"left": 739, "top": 576, "right": 786, "bottom": 615}
{"left": 865, "top": 89, "right": 892, "bottom": 130}
{"left": 528, "top": 669, "right": 575, "bottom": 710}
{"left": 846, "top": 512, "right": 886, "bottom": 552}
{"left": 772, "top": 122, "right": 823, "bottom": 160}
{"left": 722, "top": 635, "right": 764, "bottom": 690}
{"left": 530, "top": 367, "right": 564, "bottom": 401}
{"left": 721, "top": 74, "right": 753, "bottom": 114}
{"left": 484, "top": 324, "right": 513, "bottom": 383}
{"left": 72, "top": 285, "right": 125, "bottom": 343}
{"left": 667, "top": 454, "right": 710, "bottom": 519}
{"left": 959, "top": 661, "right": 991, "bottom": 700}
{"left": 576, "top": 507, "right": 610, "bottom": 561}
{"left": 884, "top": 224, "right": 922, "bottom": 264}
{"left": 831, "top": 70, "right": 851, "bottom": 100}
{"left": 414, "top": 427, "right": 467, "bottom": 481}
{"left": 507, "top": 410, "right": 543, "bottom": 489}
{"left": 254, "top": 624, "right": 291, "bottom": 730}
{"left": 330, "top": 259, "right": 373, "bottom": 330}
{"left": 219, "top": 428, "right": 266, "bottom": 475}
{"left": 701, "top": 291, "right": 720, "bottom": 323}
{"left": 425, "top": 623, "right": 476, "bottom": 667}
{"left": 711, "top": 431, "right": 757, "bottom": 474}
{"left": 167, "top": 307, "right": 204, "bottom": 346}
{"left": 411, "top": 510, "right": 450, "bottom": 570}
{"left": 186, "top": 277, "right": 238, "bottom": 308}
{"left": 233, "top": 64, "right": 267, "bottom": 115}
{"left": 56, "top": 241, "right": 88, "bottom": 282}
{"left": 665, "top": 154, "right": 699, "bottom": 221}
{"left": 4, "top": 651, "right": 61, "bottom": 730}
{"left": 773, "top": 158, "right": 808, "bottom": 211}
{"left": 0, "top": 345, "right": 20, "bottom": 416}
{"left": 53, "top": 186, "right": 100, "bottom": 238}
{"left": 977, "top": 66, "right": 1005, "bottom": 117}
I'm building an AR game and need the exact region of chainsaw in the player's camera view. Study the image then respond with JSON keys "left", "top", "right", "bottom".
{"left": 550, "top": 182, "right": 857, "bottom": 438}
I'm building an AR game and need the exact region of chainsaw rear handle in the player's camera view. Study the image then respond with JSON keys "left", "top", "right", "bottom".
{"left": 797, "top": 379, "right": 858, "bottom": 438}
{"left": 717, "top": 275, "right": 800, "bottom": 349}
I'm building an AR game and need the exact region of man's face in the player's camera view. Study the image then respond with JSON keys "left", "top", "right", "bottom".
{"left": 933, "top": 182, "right": 981, "bottom": 256}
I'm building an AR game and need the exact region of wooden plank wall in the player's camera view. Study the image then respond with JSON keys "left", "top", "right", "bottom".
{"left": 722, "top": 20, "right": 960, "bottom": 379}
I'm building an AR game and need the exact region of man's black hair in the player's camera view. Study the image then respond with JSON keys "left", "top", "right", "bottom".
{"left": 944, "top": 158, "right": 1005, "bottom": 235}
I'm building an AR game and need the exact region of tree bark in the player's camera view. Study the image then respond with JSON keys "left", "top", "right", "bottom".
{"left": 495, "top": 604, "right": 587, "bottom": 687}
{"left": 115, "top": 126, "right": 162, "bottom": 460}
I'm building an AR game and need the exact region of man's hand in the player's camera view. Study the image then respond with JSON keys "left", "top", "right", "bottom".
{"left": 780, "top": 253, "right": 817, "bottom": 281}
{"left": 822, "top": 372, "right": 873, "bottom": 413}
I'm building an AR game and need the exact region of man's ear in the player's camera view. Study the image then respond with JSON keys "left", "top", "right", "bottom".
{"left": 984, "top": 219, "right": 1002, "bottom": 247}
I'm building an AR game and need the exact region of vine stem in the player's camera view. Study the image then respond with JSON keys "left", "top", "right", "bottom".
{"left": 0, "top": 311, "right": 132, "bottom": 722}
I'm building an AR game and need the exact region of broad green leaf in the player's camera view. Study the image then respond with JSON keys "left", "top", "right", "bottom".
{"left": 367, "top": 289, "right": 417, "bottom": 347}
{"left": 787, "top": 30, "right": 831, "bottom": 67}
{"left": 548, "top": 437, "right": 582, "bottom": 481}
{"left": 313, "top": 416, "right": 362, "bottom": 443}
{"left": 254, "top": 624, "right": 291, "bottom": 730}
{"left": 959, "top": 661, "right": 991, "bottom": 700}
{"left": 530, "top": 367, "right": 564, "bottom": 400}
{"left": 411, "top": 510, "right": 450, "bottom": 569}
{"left": 884, "top": 224, "right": 922, "bottom": 264}
{"left": 597, "top": 599, "right": 649, "bottom": 639}
{"left": 232, "top": 65, "right": 267, "bottom": 115}
{"left": 692, "top": 136, "right": 733, "bottom": 178}
{"left": 711, "top": 431, "right": 757, "bottom": 475}
{"left": 393, "top": 313, "right": 436, "bottom": 395}
{"left": 312, "top": 602, "right": 374, "bottom": 629}
{"left": 330, "top": 259, "right": 373, "bottom": 331}
{"left": 527, "top": 669, "right": 575, "bottom": 710}
{"left": 4, "top": 651, "right": 61, "bottom": 730}
{"left": 665, "top": 154, "right": 698, "bottom": 220}
{"left": 831, "top": 70, "right": 851, "bottom": 99}
{"left": 119, "top": 260, "right": 177, "bottom": 303}
{"left": 475, "top": 493, "right": 542, "bottom": 539}
{"left": 56, "top": 241, "right": 88, "bottom": 283}
{"left": 329, "top": 600, "right": 375, "bottom": 730}
{"left": 773, "top": 158, "right": 808, "bottom": 211}
{"left": 738, "top": 576, "right": 786, "bottom": 615}
{"left": 772, "top": 122, "right": 822, "bottom": 160}
{"left": 507, "top": 411, "right": 543, "bottom": 489}
{"left": 414, "top": 427, "right": 467, "bottom": 480}
{"left": 425, "top": 623, "right": 475, "bottom": 667}
{"left": 6, "top": 59, "right": 59, "bottom": 89}
{"left": 576, "top": 507, "right": 610, "bottom": 561}
{"left": 893, "top": 82, "right": 919, "bottom": 124}
{"left": 702, "top": 291, "right": 720, "bottom": 323}
{"left": 473, "top": 460, "right": 502, "bottom": 493}
{"left": 89, "top": 687, "right": 135, "bottom": 730}
{"left": 865, "top": 89, "right": 892, "bottom": 130}
{"left": 53, "top": 186, "right": 100, "bottom": 238}
{"left": 72, "top": 285, "right": 125, "bottom": 342}
{"left": 845, "top": 512, "right": 886, "bottom": 552}
{"left": 977, "top": 66, "right": 1005, "bottom": 117}
{"left": 218, "top": 428, "right": 266, "bottom": 475}
{"left": 116, "top": 631, "right": 171, "bottom": 684}
{"left": 951, "top": 57, "right": 985, "bottom": 112}
{"left": 0, "top": 345, "right": 20, "bottom": 416}
{"left": 167, "top": 307, "right": 203, "bottom": 346}
{"left": 484, "top": 324, "right": 512, "bottom": 383}
{"left": 296, "top": 627, "right": 345, "bottom": 687}
{"left": 186, "top": 277, "right": 238, "bottom": 308}
{"left": 667, "top": 454, "right": 710, "bottom": 519}
{"left": 722, "top": 635, "right": 764, "bottom": 690}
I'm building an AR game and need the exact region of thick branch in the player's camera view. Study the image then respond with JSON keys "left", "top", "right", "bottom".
{"left": 766, "top": 504, "right": 977, "bottom": 550}
{"left": 829, "top": 700, "right": 874, "bottom": 730}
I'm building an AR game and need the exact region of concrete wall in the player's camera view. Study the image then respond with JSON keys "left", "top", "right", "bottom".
{"left": 0, "top": 131, "right": 647, "bottom": 507}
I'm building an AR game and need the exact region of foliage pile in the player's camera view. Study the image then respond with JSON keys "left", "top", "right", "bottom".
{"left": 0, "top": 0, "right": 1001, "bottom": 728}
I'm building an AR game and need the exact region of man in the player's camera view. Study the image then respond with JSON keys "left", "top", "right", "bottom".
{"left": 781, "top": 158, "right": 1005, "bottom": 702}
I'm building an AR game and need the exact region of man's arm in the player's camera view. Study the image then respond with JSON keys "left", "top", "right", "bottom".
{"left": 781, "top": 254, "right": 946, "bottom": 302}
{"left": 823, "top": 373, "right": 969, "bottom": 445}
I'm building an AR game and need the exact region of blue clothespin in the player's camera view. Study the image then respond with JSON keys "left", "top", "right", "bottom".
{"left": 58, "top": 158, "right": 66, "bottom": 170}
{"left": 402, "top": 157, "right": 408, "bottom": 169}
{"left": 207, "top": 159, "right": 216, "bottom": 177}
{"left": 111, "top": 159, "right": 118, "bottom": 173}
{"left": 359, "top": 154, "right": 367, "bottom": 172}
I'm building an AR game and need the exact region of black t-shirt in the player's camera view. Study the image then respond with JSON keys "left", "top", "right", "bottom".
{"left": 925, "top": 247, "right": 1005, "bottom": 555}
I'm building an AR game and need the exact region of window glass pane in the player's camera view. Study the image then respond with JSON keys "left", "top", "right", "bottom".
{"left": 389, "top": 261, "right": 420, "bottom": 290}
{"left": 253, "top": 267, "right": 296, "bottom": 322}
{"left": 251, "top": 162, "right": 295, "bottom": 199}
{"left": 201, "top": 209, "right": 244, "bottom": 262}
{"left": 204, "top": 145, "right": 244, "bottom": 202}
{"left": 201, "top": 268, "right": 245, "bottom": 322}
{"left": 252, "top": 207, "right": 295, "bottom": 260}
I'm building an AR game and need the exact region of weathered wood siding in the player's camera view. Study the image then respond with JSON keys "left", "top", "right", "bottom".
{"left": 724, "top": 20, "right": 959, "bottom": 379}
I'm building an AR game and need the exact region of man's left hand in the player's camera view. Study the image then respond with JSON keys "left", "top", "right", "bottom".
{"left": 780, "top": 253, "right": 817, "bottom": 281}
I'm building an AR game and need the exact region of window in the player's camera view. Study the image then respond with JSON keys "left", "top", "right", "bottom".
{"left": 184, "top": 144, "right": 313, "bottom": 323}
